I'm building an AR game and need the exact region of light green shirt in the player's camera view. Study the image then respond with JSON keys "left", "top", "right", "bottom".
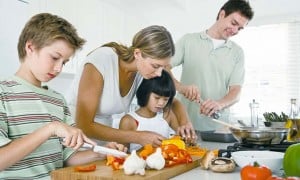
{"left": 172, "top": 32, "right": 245, "bottom": 131}
{"left": 0, "top": 76, "right": 75, "bottom": 179}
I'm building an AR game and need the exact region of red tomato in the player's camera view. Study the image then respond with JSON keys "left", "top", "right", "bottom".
{"left": 240, "top": 162, "right": 272, "bottom": 180}
{"left": 74, "top": 164, "right": 97, "bottom": 172}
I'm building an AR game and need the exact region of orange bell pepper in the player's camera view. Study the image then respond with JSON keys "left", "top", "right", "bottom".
{"left": 162, "top": 136, "right": 186, "bottom": 150}
{"left": 139, "top": 144, "right": 155, "bottom": 159}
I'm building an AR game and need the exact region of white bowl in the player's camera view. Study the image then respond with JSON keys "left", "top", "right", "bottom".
{"left": 231, "top": 150, "right": 284, "bottom": 172}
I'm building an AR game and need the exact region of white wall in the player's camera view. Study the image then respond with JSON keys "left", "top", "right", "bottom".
{"left": 0, "top": 0, "right": 30, "bottom": 77}
{"left": 1, "top": 0, "right": 300, "bottom": 95}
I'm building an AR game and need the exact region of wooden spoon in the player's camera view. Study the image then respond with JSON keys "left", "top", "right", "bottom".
{"left": 211, "top": 118, "right": 242, "bottom": 130}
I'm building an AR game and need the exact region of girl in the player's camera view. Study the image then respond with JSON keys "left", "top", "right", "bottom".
{"left": 119, "top": 70, "right": 180, "bottom": 152}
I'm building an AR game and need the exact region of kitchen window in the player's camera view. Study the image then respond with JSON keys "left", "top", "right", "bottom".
{"left": 230, "top": 21, "right": 300, "bottom": 123}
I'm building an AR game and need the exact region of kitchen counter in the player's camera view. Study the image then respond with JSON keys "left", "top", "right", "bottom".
{"left": 171, "top": 139, "right": 241, "bottom": 180}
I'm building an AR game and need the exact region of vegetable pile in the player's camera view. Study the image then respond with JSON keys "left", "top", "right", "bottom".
{"left": 105, "top": 136, "right": 195, "bottom": 176}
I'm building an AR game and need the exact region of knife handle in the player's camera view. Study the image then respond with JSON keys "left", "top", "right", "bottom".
{"left": 82, "top": 143, "right": 93, "bottom": 149}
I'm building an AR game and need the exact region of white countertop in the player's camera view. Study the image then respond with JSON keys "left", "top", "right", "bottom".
{"left": 170, "top": 139, "right": 285, "bottom": 180}
{"left": 171, "top": 140, "right": 240, "bottom": 180}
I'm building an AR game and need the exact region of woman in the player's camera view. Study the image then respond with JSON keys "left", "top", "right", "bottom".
{"left": 68, "top": 25, "right": 196, "bottom": 148}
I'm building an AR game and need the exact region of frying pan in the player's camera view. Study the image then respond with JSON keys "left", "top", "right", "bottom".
{"left": 211, "top": 118, "right": 288, "bottom": 145}
{"left": 229, "top": 127, "right": 289, "bottom": 145}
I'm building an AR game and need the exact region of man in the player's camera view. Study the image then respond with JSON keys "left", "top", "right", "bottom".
{"left": 171, "top": 0, "right": 254, "bottom": 131}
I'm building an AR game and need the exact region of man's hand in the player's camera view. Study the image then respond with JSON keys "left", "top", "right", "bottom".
{"left": 200, "top": 99, "right": 223, "bottom": 117}
{"left": 178, "top": 84, "right": 200, "bottom": 102}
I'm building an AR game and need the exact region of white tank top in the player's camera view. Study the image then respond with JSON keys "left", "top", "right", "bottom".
{"left": 67, "top": 47, "right": 143, "bottom": 126}
{"left": 127, "top": 111, "right": 175, "bottom": 152}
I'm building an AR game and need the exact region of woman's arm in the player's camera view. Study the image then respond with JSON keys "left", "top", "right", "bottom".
{"left": 163, "top": 108, "right": 179, "bottom": 132}
{"left": 76, "top": 64, "right": 165, "bottom": 146}
{"left": 171, "top": 98, "right": 197, "bottom": 140}
{"left": 118, "top": 114, "right": 137, "bottom": 149}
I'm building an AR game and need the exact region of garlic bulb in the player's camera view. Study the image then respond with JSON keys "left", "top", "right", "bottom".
{"left": 146, "top": 148, "right": 165, "bottom": 170}
{"left": 123, "top": 150, "right": 146, "bottom": 176}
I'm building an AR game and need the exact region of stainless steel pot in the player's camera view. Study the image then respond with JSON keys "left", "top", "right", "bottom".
{"left": 229, "top": 127, "right": 289, "bottom": 145}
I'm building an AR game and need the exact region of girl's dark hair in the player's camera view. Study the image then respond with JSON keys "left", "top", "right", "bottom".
{"left": 136, "top": 70, "right": 176, "bottom": 109}
{"left": 100, "top": 25, "right": 175, "bottom": 62}
{"left": 217, "top": 0, "right": 254, "bottom": 21}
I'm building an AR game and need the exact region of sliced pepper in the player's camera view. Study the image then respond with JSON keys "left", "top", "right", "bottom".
{"left": 74, "top": 164, "right": 97, "bottom": 172}
{"left": 138, "top": 144, "right": 154, "bottom": 159}
{"left": 106, "top": 155, "right": 125, "bottom": 170}
{"left": 161, "top": 144, "right": 193, "bottom": 167}
{"left": 162, "top": 136, "right": 186, "bottom": 150}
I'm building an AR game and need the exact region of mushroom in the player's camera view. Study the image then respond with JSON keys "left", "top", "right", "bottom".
{"left": 209, "top": 157, "right": 236, "bottom": 173}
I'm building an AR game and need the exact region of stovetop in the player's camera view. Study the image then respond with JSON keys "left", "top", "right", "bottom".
{"left": 218, "top": 141, "right": 295, "bottom": 158}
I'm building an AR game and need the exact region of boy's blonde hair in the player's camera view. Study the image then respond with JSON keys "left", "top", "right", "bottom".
{"left": 17, "top": 13, "right": 86, "bottom": 61}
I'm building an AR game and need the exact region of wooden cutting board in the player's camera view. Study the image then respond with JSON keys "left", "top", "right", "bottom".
{"left": 51, "top": 156, "right": 201, "bottom": 180}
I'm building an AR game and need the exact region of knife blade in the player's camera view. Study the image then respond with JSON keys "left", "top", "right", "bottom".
{"left": 82, "top": 143, "right": 128, "bottom": 158}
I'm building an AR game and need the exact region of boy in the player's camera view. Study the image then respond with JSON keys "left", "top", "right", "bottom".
{"left": 0, "top": 13, "right": 124, "bottom": 179}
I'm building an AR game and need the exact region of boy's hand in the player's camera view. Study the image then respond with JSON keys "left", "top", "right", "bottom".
{"left": 50, "top": 121, "right": 96, "bottom": 150}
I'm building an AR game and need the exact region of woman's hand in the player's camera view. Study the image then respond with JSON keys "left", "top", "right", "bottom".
{"left": 50, "top": 121, "right": 96, "bottom": 150}
{"left": 177, "top": 121, "right": 198, "bottom": 143}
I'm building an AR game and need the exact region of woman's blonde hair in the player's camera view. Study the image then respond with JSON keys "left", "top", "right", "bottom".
{"left": 101, "top": 25, "right": 175, "bottom": 62}
{"left": 18, "top": 13, "right": 86, "bottom": 61}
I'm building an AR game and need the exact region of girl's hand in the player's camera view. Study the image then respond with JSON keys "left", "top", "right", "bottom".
{"left": 50, "top": 121, "right": 96, "bottom": 150}
{"left": 105, "top": 142, "right": 128, "bottom": 153}
{"left": 138, "top": 131, "right": 166, "bottom": 148}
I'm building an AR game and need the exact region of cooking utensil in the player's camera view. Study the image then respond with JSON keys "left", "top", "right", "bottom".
{"left": 199, "top": 130, "right": 237, "bottom": 143}
{"left": 211, "top": 118, "right": 242, "bottom": 130}
{"left": 82, "top": 143, "right": 128, "bottom": 157}
{"left": 229, "top": 127, "right": 289, "bottom": 145}
{"left": 237, "top": 120, "right": 248, "bottom": 127}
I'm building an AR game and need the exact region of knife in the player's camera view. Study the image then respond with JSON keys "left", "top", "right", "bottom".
{"left": 82, "top": 143, "right": 128, "bottom": 158}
